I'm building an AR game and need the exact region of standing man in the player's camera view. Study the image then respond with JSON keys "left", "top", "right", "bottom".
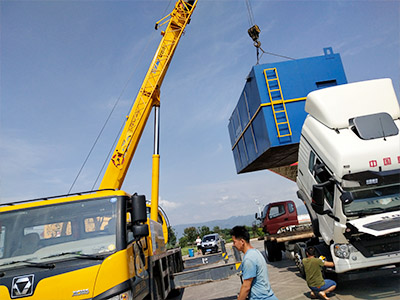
{"left": 302, "top": 246, "right": 336, "bottom": 300}
{"left": 230, "top": 226, "right": 278, "bottom": 300}
{"left": 195, "top": 235, "right": 202, "bottom": 255}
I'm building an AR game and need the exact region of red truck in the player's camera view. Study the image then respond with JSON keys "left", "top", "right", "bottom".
{"left": 260, "top": 200, "right": 299, "bottom": 234}
{"left": 257, "top": 200, "right": 313, "bottom": 263}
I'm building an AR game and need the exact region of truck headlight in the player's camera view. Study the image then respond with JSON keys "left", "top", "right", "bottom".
{"left": 107, "top": 290, "right": 132, "bottom": 300}
{"left": 334, "top": 244, "right": 350, "bottom": 259}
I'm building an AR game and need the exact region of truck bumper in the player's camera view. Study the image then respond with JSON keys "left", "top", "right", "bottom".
{"left": 331, "top": 242, "right": 400, "bottom": 273}
{"left": 202, "top": 246, "right": 217, "bottom": 253}
{"left": 331, "top": 264, "right": 400, "bottom": 281}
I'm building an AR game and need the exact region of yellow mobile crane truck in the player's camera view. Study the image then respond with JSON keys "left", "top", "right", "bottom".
{"left": 0, "top": 1, "right": 196, "bottom": 299}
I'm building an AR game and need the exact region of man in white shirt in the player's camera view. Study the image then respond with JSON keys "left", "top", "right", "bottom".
{"left": 195, "top": 235, "right": 202, "bottom": 255}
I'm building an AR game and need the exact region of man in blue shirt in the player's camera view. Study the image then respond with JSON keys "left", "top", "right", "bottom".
{"left": 230, "top": 226, "right": 278, "bottom": 300}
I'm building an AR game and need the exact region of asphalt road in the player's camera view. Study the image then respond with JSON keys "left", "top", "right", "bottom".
{"left": 170, "top": 239, "right": 400, "bottom": 300}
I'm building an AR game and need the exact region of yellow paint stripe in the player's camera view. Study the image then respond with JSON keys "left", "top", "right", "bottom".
{"left": 235, "top": 262, "right": 242, "bottom": 270}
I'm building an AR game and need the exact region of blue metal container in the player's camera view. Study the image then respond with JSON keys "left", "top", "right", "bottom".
{"left": 228, "top": 48, "right": 347, "bottom": 174}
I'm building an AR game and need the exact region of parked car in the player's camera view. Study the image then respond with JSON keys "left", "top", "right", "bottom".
{"left": 201, "top": 233, "right": 222, "bottom": 255}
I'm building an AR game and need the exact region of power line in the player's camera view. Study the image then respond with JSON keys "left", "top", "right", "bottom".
{"left": 69, "top": 19, "right": 160, "bottom": 194}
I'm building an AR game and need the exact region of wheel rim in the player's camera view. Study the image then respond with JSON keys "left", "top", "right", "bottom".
{"left": 294, "top": 252, "right": 305, "bottom": 276}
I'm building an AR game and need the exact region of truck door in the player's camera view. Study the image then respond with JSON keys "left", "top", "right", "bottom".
{"left": 266, "top": 203, "right": 288, "bottom": 234}
{"left": 286, "top": 201, "right": 299, "bottom": 225}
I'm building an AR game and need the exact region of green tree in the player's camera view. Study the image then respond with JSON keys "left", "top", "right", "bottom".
{"left": 167, "top": 226, "right": 177, "bottom": 248}
{"left": 198, "top": 225, "right": 211, "bottom": 237}
{"left": 183, "top": 226, "right": 198, "bottom": 245}
{"left": 220, "top": 228, "right": 231, "bottom": 241}
{"left": 252, "top": 224, "right": 259, "bottom": 238}
{"left": 212, "top": 226, "right": 221, "bottom": 234}
{"left": 256, "top": 227, "right": 264, "bottom": 237}
{"left": 179, "top": 236, "right": 188, "bottom": 247}
{"left": 244, "top": 225, "right": 254, "bottom": 238}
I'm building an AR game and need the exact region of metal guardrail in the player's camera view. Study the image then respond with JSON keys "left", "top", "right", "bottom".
{"left": 172, "top": 240, "right": 242, "bottom": 289}
{"left": 172, "top": 262, "right": 239, "bottom": 289}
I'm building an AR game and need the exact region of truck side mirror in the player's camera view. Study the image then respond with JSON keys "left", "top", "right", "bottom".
{"left": 313, "top": 163, "right": 325, "bottom": 177}
{"left": 132, "top": 194, "right": 147, "bottom": 223}
{"left": 255, "top": 212, "right": 264, "bottom": 220}
{"left": 131, "top": 194, "right": 149, "bottom": 238}
{"left": 132, "top": 223, "right": 149, "bottom": 237}
{"left": 311, "top": 185, "right": 325, "bottom": 215}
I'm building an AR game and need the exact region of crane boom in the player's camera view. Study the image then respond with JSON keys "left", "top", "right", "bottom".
{"left": 0, "top": 4, "right": 205, "bottom": 298}
{"left": 100, "top": 0, "right": 197, "bottom": 191}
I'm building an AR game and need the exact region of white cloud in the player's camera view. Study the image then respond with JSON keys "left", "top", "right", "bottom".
{"left": 166, "top": 171, "right": 299, "bottom": 225}
{"left": 159, "top": 197, "right": 181, "bottom": 210}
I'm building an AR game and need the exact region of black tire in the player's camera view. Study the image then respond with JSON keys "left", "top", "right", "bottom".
{"left": 264, "top": 241, "right": 282, "bottom": 262}
{"left": 167, "top": 288, "right": 182, "bottom": 298}
{"left": 152, "top": 276, "right": 162, "bottom": 300}
{"left": 294, "top": 243, "right": 306, "bottom": 278}
{"left": 264, "top": 240, "right": 273, "bottom": 262}
{"left": 275, "top": 242, "right": 283, "bottom": 261}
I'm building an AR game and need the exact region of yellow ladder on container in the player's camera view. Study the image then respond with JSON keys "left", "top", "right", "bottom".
{"left": 263, "top": 68, "right": 292, "bottom": 138}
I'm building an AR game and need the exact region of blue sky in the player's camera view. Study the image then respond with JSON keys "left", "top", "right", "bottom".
{"left": 1, "top": 0, "right": 399, "bottom": 226}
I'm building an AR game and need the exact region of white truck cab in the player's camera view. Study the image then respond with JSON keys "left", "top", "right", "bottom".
{"left": 296, "top": 78, "right": 400, "bottom": 279}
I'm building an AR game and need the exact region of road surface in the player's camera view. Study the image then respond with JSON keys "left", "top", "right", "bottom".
{"left": 170, "top": 239, "right": 400, "bottom": 300}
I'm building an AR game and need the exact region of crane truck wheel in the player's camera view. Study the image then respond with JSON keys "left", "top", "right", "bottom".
{"left": 152, "top": 276, "right": 162, "bottom": 300}
{"left": 168, "top": 288, "right": 182, "bottom": 297}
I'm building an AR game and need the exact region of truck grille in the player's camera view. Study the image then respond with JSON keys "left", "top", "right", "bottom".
{"left": 363, "top": 216, "right": 400, "bottom": 231}
{"left": 350, "top": 232, "right": 400, "bottom": 257}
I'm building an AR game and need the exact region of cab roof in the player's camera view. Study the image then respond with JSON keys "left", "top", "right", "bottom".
{"left": 0, "top": 189, "right": 129, "bottom": 213}
{"left": 305, "top": 78, "right": 400, "bottom": 129}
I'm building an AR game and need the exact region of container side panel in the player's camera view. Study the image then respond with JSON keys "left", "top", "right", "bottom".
{"left": 253, "top": 112, "right": 269, "bottom": 155}
{"left": 238, "top": 138, "right": 248, "bottom": 169}
{"left": 229, "top": 48, "right": 347, "bottom": 173}
{"left": 243, "top": 127, "right": 257, "bottom": 164}
{"left": 232, "top": 147, "right": 242, "bottom": 172}
{"left": 228, "top": 120, "right": 236, "bottom": 147}
{"left": 237, "top": 94, "right": 250, "bottom": 137}
{"left": 246, "top": 69, "right": 262, "bottom": 117}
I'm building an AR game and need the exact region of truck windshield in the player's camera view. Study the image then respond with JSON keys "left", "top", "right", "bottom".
{"left": 342, "top": 182, "right": 400, "bottom": 217}
{"left": 0, "top": 197, "right": 118, "bottom": 266}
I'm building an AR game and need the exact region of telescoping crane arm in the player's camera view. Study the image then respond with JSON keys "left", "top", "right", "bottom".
{"left": 100, "top": 1, "right": 197, "bottom": 194}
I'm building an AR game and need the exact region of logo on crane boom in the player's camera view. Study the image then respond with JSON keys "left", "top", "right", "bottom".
{"left": 112, "top": 152, "right": 125, "bottom": 168}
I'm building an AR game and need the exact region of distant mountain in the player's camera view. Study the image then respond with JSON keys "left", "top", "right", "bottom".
{"left": 172, "top": 214, "right": 256, "bottom": 239}
{"left": 172, "top": 204, "right": 309, "bottom": 239}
